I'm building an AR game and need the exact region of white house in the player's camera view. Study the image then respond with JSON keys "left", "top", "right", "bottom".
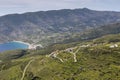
{"left": 110, "top": 44, "right": 118, "bottom": 48}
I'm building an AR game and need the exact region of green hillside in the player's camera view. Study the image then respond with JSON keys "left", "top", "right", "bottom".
{"left": 0, "top": 34, "right": 120, "bottom": 80}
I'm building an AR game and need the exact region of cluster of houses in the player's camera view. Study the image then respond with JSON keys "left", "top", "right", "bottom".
{"left": 29, "top": 44, "right": 43, "bottom": 50}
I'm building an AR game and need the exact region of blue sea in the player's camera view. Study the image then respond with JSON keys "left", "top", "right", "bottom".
{"left": 0, "top": 41, "right": 29, "bottom": 52}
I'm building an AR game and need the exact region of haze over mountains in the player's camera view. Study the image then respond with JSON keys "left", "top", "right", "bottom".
{"left": 1, "top": 8, "right": 120, "bottom": 46}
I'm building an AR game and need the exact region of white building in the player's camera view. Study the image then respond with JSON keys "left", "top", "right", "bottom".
{"left": 110, "top": 44, "right": 118, "bottom": 48}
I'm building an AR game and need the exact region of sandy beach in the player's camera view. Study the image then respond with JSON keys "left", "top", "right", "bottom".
{"left": 13, "top": 40, "right": 30, "bottom": 45}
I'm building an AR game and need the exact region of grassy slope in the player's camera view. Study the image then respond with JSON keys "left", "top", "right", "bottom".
{"left": 0, "top": 34, "right": 120, "bottom": 80}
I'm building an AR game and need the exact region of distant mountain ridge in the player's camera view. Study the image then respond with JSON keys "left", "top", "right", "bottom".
{"left": 1, "top": 8, "right": 120, "bottom": 45}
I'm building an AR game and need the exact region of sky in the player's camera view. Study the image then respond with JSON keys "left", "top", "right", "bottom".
{"left": 0, "top": 0, "right": 120, "bottom": 16}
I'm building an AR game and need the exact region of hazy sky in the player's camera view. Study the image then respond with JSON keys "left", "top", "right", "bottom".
{"left": 0, "top": 0, "right": 120, "bottom": 16}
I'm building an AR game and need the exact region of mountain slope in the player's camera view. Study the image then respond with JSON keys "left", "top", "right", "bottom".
{"left": 0, "top": 35, "right": 120, "bottom": 80}
{"left": 60, "top": 22, "right": 120, "bottom": 44}
{"left": 1, "top": 8, "right": 120, "bottom": 45}
{"left": 80, "top": 22, "right": 120, "bottom": 40}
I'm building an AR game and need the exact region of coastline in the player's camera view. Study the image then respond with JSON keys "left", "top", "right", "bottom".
{"left": 13, "top": 40, "right": 32, "bottom": 49}
{"left": 0, "top": 41, "right": 32, "bottom": 52}
{"left": 13, "top": 40, "right": 30, "bottom": 46}
{"left": 0, "top": 40, "right": 43, "bottom": 50}
{"left": 13, "top": 40, "right": 43, "bottom": 49}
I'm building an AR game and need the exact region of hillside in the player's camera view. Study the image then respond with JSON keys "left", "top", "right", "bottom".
{"left": 80, "top": 22, "right": 120, "bottom": 40}
{"left": 0, "top": 34, "right": 120, "bottom": 80}
{"left": 1, "top": 8, "right": 120, "bottom": 46}
{"left": 1, "top": 8, "right": 120, "bottom": 80}
{"left": 61, "top": 22, "right": 120, "bottom": 44}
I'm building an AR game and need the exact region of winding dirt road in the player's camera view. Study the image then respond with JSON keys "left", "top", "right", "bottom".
{"left": 20, "top": 58, "right": 34, "bottom": 80}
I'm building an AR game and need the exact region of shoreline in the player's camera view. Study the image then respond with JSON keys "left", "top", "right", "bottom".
{"left": 13, "top": 40, "right": 43, "bottom": 49}
{"left": 13, "top": 40, "right": 30, "bottom": 46}
{"left": 0, "top": 40, "right": 43, "bottom": 50}
{"left": 13, "top": 40, "right": 33, "bottom": 49}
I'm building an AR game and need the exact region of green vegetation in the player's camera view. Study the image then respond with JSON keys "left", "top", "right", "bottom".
{"left": 0, "top": 34, "right": 120, "bottom": 80}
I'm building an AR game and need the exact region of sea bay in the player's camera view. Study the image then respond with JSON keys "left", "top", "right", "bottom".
{"left": 0, "top": 41, "right": 29, "bottom": 52}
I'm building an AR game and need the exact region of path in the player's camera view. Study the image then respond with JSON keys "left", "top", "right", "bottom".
{"left": 56, "top": 51, "right": 64, "bottom": 62}
{"left": 20, "top": 58, "right": 35, "bottom": 80}
{"left": 65, "top": 47, "right": 80, "bottom": 62}
{"left": 56, "top": 56, "right": 64, "bottom": 62}
{"left": 48, "top": 47, "right": 81, "bottom": 63}
{"left": 47, "top": 50, "right": 64, "bottom": 63}
{"left": 72, "top": 47, "right": 80, "bottom": 62}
